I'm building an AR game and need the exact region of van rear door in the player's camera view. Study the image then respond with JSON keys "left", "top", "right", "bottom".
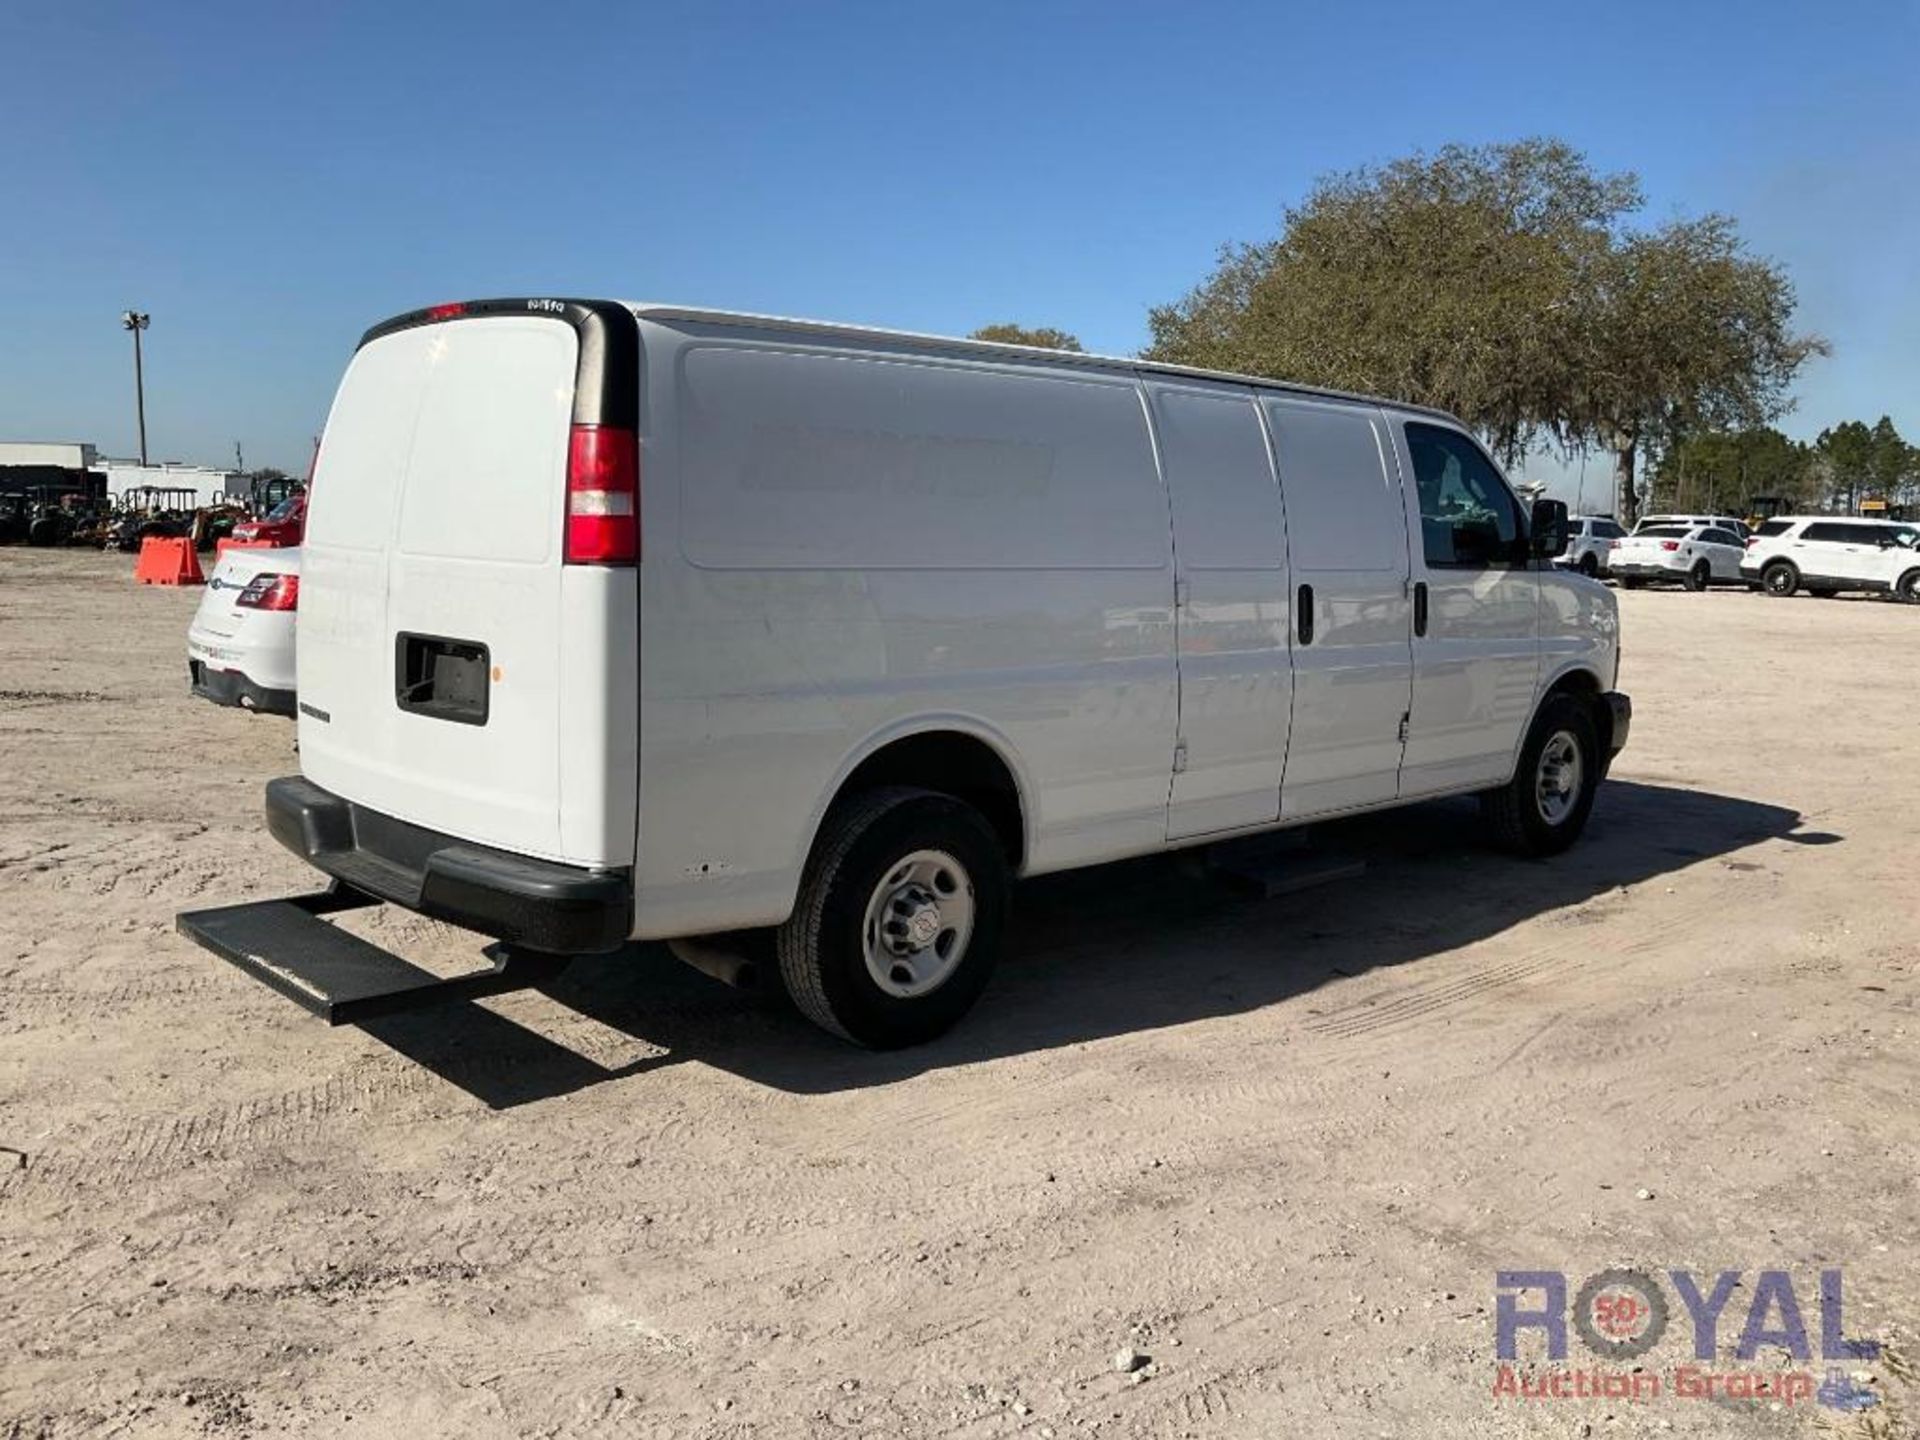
{"left": 298, "top": 300, "right": 639, "bottom": 868}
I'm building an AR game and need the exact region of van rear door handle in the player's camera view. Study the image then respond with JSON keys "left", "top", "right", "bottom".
{"left": 1413, "top": 581, "right": 1429, "bottom": 637}
{"left": 1297, "top": 584, "right": 1315, "bottom": 646}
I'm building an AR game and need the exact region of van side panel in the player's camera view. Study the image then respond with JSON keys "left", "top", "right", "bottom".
{"left": 628, "top": 321, "right": 1177, "bottom": 938}
{"left": 1145, "top": 381, "right": 1292, "bottom": 839}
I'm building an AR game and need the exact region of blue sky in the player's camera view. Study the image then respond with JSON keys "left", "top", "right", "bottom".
{"left": 2, "top": 0, "right": 1914, "bottom": 497}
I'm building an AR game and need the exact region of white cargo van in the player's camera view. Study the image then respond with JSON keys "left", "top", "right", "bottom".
{"left": 180, "top": 298, "right": 1629, "bottom": 1048}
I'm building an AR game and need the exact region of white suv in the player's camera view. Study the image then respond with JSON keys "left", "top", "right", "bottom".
{"left": 1609, "top": 523, "right": 1748, "bottom": 590}
{"left": 1742, "top": 516, "right": 1920, "bottom": 601}
{"left": 1554, "top": 515, "right": 1628, "bottom": 578}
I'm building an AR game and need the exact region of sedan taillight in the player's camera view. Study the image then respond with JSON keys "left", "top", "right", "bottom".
{"left": 1660, "top": 541, "right": 1680, "bottom": 552}
{"left": 235, "top": 573, "right": 299, "bottom": 611}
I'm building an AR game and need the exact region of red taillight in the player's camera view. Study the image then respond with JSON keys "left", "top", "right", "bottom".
{"left": 1660, "top": 541, "right": 1680, "bottom": 552}
{"left": 425, "top": 302, "right": 467, "bottom": 321}
{"left": 565, "top": 424, "right": 639, "bottom": 565}
{"left": 1745, "top": 537, "right": 1758, "bottom": 548}
{"left": 235, "top": 574, "right": 299, "bottom": 611}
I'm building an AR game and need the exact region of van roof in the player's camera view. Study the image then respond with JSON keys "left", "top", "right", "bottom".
{"left": 623, "top": 302, "right": 1464, "bottom": 424}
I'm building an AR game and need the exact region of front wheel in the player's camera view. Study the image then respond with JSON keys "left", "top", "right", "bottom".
{"left": 777, "top": 787, "right": 1010, "bottom": 1048}
{"left": 1896, "top": 569, "right": 1920, "bottom": 604}
{"left": 1481, "top": 695, "right": 1601, "bottom": 857}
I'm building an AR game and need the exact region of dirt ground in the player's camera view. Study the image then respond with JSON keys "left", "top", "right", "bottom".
{"left": 1, "top": 547, "right": 1915, "bottom": 1439}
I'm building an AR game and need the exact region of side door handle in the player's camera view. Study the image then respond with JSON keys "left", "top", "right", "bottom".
{"left": 1297, "top": 584, "right": 1315, "bottom": 646}
{"left": 1413, "top": 581, "right": 1429, "bottom": 637}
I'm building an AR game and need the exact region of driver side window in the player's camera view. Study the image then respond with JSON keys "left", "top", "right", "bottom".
{"left": 1404, "top": 423, "right": 1524, "bottom": 569}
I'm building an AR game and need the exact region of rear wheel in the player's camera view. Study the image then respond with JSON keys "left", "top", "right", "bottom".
{"left": 777, "top": 787, "right": 1010, "bottom": 1048}
{"left": 1810, "top": 587, "right": 1838, "bottom": 599}
{"left": 1481, "top": 694, "right": 1601, "bottom": 858}
{"left": 1896, "top": 569, "right": 1920, "bottom": 604}
{"left": 1620, "top": 576, "right": 1644, "bottom": 590}
{"left": 1577, "top": 552, "right": 1599, "bottom": 578}
{"left": 1761, "top": 561, "right": 1799, "bottom": 598}
{"left": 1684, "top": 561, "right": 1710, "bottom": 592}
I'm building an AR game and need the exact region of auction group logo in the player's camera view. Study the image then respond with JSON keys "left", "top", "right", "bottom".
{"left": 1494, "top": 1269, "right": 1881, "bottom": 1413}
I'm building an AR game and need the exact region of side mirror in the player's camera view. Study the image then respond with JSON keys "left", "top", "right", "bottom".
{"left": 1530, "top": 498, "right": 1570, "bottom": 560}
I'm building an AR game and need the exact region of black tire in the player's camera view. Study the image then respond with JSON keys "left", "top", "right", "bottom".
{"left": 1684, "top": 561, "right": 1710, "bottom": 592}
{"left": 1578, "top": 552, "right": 1599, "bottom": 578}
{"left": 1761, "top": 561, "right": 1798, "bottom": 597}
{"left": 1897, "top": 570, "right": 1920, "bottom": 605}
{"left": 1480, "top": 694, "right": 1601, "bottom": 858}
{"left": 777, "top": 786, "right": 1010, "bottom": 1048}
{"left": 1620, "top": 576, "right": 1644, "bottom": 590}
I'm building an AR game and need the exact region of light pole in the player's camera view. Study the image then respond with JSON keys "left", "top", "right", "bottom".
{"left": 121, "top": 310, "right": 151, "bottom": 465}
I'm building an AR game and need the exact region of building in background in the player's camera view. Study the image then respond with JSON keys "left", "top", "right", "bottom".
{"left": 0, "top": 441, "right": 107, "bottom": 503}
{"left": 94, "top": 457, "right": 244, "bottom": 507}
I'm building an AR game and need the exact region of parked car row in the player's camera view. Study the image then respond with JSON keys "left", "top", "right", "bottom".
{"left": 1555, "top": 511, "right": 1919, "bottom": 602}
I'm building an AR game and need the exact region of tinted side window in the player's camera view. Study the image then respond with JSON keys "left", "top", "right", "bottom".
{"left": 1404, "top": 423, "right": 1521, "bottom": 568}
{"left": 1701, "top": 529, "right": 1740, "bottom": 547}
{"left": 1756, "top": 520, "right": 1792, "bottom": 537}
{"left": 1593, "top": 520, "right": 1626, "bottom": 539}
{"left": 1801, "top": 523, "right": 1847, "bottom": 543}
{"left": 1844, "top": 524, "right": 1896, "bottom": 545}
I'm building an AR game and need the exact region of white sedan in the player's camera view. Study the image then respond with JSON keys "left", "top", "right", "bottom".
{"left": 187, "top": 547, "right": 299, "bottom": 715}
{"left": 1608, "top": 524, "right": 1747, "bottom": 591}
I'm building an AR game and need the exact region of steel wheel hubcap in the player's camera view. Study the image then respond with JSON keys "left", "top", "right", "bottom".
{"left": 1536, "top": 731, "right": 1583, "bottom": 826}
{"left": 862, "top": 849, "right": 974, "bottom": 999}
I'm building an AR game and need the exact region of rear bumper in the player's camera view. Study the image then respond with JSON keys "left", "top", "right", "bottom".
{"left": 189, "top": 660, "right": 295, "bottom": 717}
{"left": 264, "top": 776, "right": 632, "bottom": 953}
{"left": 1608, "top": 560, "right": 1681, "bottom": 579}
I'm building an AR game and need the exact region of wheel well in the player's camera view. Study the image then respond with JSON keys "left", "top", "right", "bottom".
{"left": 831, "top": 732, "right": 1025, "bottom": 869}
{"left": 1543, "top": 669, "right": 1610, "bottom": 751}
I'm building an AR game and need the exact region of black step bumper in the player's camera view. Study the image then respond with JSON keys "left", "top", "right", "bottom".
{"left": 178, "top": 887, "right": 568, "bottom": 1025}
{"left": 264, "top": 776, "right": 631, "bottom": 954}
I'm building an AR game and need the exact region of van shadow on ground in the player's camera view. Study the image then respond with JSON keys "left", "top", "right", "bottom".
{"left": 359, "top": 781, "right": 1826, "bottom": 1109}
